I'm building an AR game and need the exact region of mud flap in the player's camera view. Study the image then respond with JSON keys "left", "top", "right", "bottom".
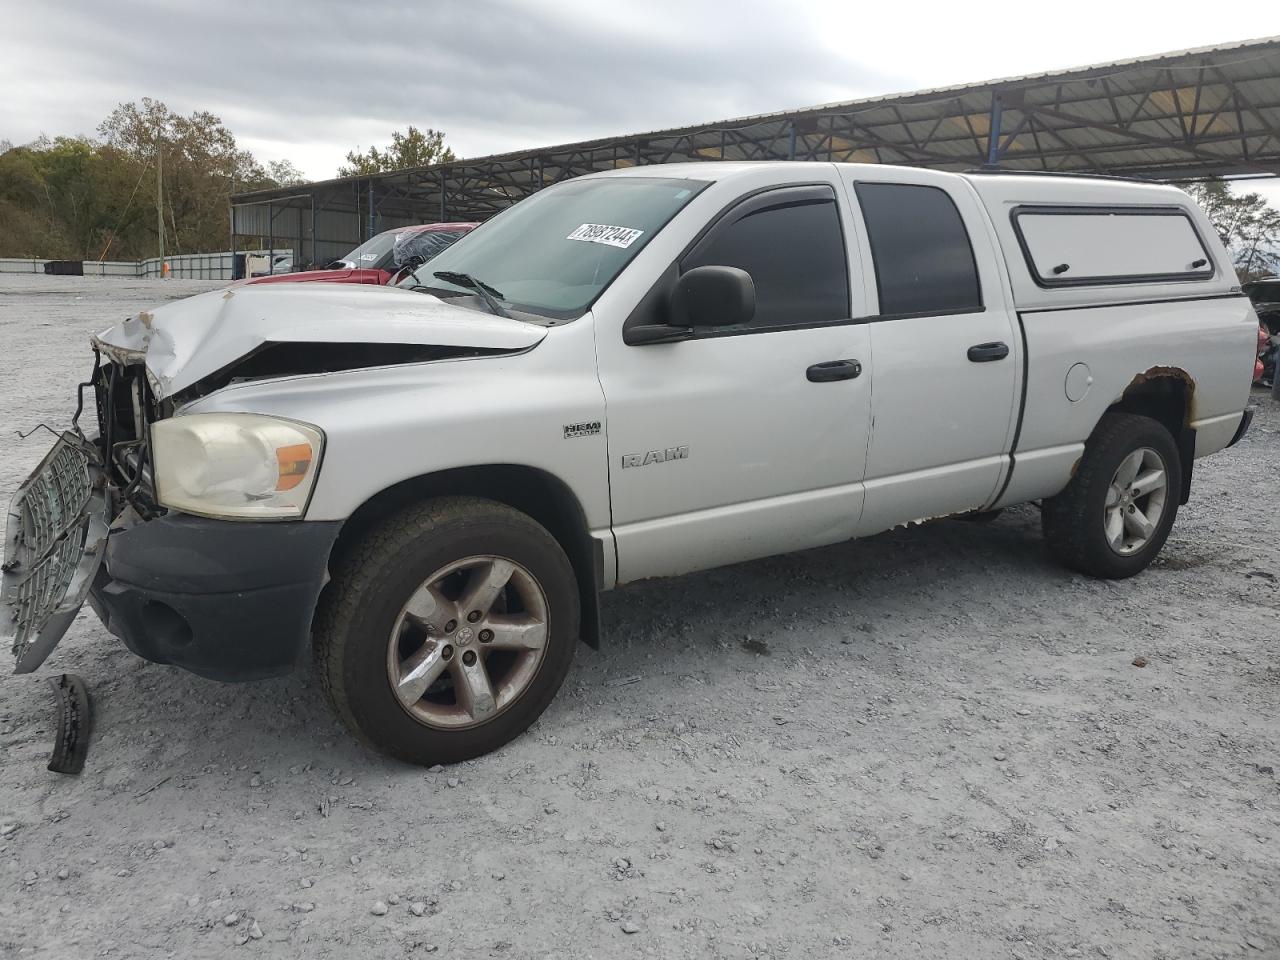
{"left": 1177, "top": 426, "right": 1196, "bottom": 505}
{"left": 46, "top": 673, "right": 92, "bottom": 775}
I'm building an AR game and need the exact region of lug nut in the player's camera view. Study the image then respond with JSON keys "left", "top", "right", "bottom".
{"left": 442, "top": 645, "right": 454, "bottom": 661}
{"left": 467, "top": 610, "right": 481, "bottom": 623}
{"left": 444, "top": 619, "right": 457, "bottom": 633}
{"left": 462, "top": 650, "right": 477, "bottom": 666}
{"left": 479, "top": 629, "right": 493, "bottom": 643}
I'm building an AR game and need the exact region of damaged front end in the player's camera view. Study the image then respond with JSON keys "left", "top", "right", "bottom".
{"left": 91, "top": 348, "right": 169, "bottom": 519}
{"left": 4, "top": 283, "right": 546, "bottom": 678}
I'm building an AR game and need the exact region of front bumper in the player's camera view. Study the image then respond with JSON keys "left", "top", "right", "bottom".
{"left": 88, "top": 513, "right": 342, "bottom": 681}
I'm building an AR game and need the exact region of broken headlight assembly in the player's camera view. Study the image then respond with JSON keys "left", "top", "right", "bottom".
{"left": 151, "top": 413, "right": 324, "bottom": 520}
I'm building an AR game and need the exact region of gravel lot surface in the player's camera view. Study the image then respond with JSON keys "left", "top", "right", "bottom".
{"left": 0, "top": 275, "right": 1277, "bottom": 959}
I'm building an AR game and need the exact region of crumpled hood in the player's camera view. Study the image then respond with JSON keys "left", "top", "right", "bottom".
{"left": 91, "top": 283, "right": 546, "bottom": 399}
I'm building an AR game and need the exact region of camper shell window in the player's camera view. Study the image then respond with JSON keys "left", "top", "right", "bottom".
{"left": 1011, "top": 205, "right": 1214, "bottom": 288}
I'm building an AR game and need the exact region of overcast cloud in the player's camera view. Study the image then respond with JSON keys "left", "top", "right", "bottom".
{"left": 2, "top": 0, "right": 1279, "bottom": 198}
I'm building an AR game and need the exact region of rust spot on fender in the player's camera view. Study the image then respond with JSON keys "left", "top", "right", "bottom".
{"left": 1130, "top": 365, "right": 1194, "bottom": 389}
{"left": 137, "top": 310, "right": 154, "bottom": 330}
{"left": 1123, "top": 366, "right": 1197, "bottom": 424}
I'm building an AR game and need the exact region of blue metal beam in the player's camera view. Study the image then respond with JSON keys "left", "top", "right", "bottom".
{"left": 986, "top": 92, "right": 1004, "bottom": 166}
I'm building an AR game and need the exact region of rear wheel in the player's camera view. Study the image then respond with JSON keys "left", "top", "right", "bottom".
{"left": 1042, "top": 412, "right": 1181, "bottom": 579}
{"left": 315, "top": 497, "right": 579, "bottom": 765}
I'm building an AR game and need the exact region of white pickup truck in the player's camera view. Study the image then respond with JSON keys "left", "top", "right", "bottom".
{"left": 2, "top": 162, "right": 1258, "bottom": 765}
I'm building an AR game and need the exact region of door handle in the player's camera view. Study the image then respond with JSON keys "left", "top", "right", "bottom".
{"left": 967, "top": 341, "right": 1009, "bottom": 362}
{"left": 806, "top": 359, "right": 862, "bottom": 382}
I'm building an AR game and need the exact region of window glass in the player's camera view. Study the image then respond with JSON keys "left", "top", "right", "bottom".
{"left": 393, "top": 229, "right": 465, "bottom": 267}
{"left": 855, "top": 183, "right": 982, "bottom": 316}
{"left": 1013, "top": 208, "right": 1213, "bottom": 286}
{"left": 338, "top": 229, "right": 400, "bottom": 269}
{"left": 682, "top": 190, "right": 850, "bottom": 329}
{"left": 400, "top": 177, "right": 706, "bottom": 320}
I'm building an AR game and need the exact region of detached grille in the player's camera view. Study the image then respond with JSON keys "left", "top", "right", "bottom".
{"left": 10, "top": 441, "right": 92, "bottom": 561}
{"left": 7, "top": 515, "right": 89, "bottom": 652}
{"left": 2, "top": 435, "right": 97, "bottom": 664}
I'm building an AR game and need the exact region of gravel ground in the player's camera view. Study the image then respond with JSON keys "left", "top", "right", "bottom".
{"left": 0, "top": 274, "right": 1277, "bottom": 960}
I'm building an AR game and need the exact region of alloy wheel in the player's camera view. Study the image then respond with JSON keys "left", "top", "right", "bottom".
{"left": 1102, "top": 446, "right": 1169, "bottom": 556}
{"left": 386, "top": 555, "right": 549, "bottom": 729}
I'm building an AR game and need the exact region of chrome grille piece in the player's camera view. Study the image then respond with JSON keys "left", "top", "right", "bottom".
{"left": 2, "top": 434, "right": 107, "bottom": 671}
{"left": 8, "top": 516, "right": 89, "bottom": 652}
{"left": 10, "top": 441, "right": 92, "bottom": 563}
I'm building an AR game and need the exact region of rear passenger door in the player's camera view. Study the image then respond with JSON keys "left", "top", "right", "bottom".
{"left": 843, "top": 172, "right": 1021, "bottom": 535}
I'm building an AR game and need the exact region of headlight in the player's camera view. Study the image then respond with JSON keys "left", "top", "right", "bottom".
{"left": 151, "top": 413, "right": 324, "bottom": 520}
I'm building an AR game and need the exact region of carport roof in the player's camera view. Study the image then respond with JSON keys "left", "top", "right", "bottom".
{"left": 232, "top": 35, "right": 1280, "bottom": 223}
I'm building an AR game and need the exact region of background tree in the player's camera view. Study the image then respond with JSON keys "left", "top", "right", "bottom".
{"left": 1179, "top": 179, "right": 1280, "bottom": 281}
{"left": 338, "top": 126, "right": 455, "bottom": 177}
{"left": 266, "top": 159, "right": 308, "bottom": 187}
{"left": 0, "top": 98, "right": 306, "bottom": 259}
{"left": 0, "top": 139, "right": 76, "bottom": 257}
{"left": 99, "top": 98, "right": 273, "bottom": 256}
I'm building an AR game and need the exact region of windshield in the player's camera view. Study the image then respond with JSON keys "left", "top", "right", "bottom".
{"left": 399, "top": 177, "right": 707, "bottom": 319}
{"left": 394, "top": 228, "right": 464, "bottom": 266}
{"left": 338, "top": 230, "right": 400, "bottom": 269}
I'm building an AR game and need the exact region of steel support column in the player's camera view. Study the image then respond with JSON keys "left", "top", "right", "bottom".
{"left": 986, "top": 92, "right": 1004, "bottom": 166}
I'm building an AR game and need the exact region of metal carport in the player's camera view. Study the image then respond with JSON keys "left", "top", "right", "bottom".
{"left": 232, "top": 36, "right": 1280, "bottom": 267}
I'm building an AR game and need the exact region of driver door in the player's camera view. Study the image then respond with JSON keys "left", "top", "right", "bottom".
{"left": 596, "top": 182, "right": 873, "bottom": 583}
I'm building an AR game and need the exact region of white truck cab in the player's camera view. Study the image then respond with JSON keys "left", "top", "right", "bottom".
{"left": 2, "top": 162, "right": 1257, "bottom": 764}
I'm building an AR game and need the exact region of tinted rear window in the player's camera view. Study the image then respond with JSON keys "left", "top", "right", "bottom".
{"left": 855, "top": 183, "right": 983, "bottom": 316}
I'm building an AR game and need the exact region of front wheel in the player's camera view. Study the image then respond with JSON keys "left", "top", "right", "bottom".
{"left": 314, "top": 497, "right": 579, "bottom": 765}
{"left": 1042, "top": 412, "right": 1181, "bottom": 579}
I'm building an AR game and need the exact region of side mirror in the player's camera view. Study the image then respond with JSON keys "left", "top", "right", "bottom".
{"left": 670, "top": 265, "right": 755, "bottom": 328}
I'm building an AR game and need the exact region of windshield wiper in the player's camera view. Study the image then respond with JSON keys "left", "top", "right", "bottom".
{"left": 429, "top": 270, "right": 511, "bottom": 318}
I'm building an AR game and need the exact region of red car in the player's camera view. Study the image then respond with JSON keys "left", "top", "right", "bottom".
{"left": 248, "top": 222, "right": 478, "bottom": 286}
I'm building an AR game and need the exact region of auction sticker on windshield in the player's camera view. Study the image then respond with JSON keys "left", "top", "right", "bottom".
{"left": 566, "top": 223, "right": 644, "bottom": 249}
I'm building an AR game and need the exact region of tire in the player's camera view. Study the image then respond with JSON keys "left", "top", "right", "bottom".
{"left": 314, "top": 496, "right": 579, "bottom": 765}
{"left": 1042, "top": 412, "right": 1182, "bottom": 579}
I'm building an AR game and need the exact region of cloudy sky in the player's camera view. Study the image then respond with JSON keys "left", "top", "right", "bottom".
{"left": 3, "top": 0, "right": 1279, "bottom": 196}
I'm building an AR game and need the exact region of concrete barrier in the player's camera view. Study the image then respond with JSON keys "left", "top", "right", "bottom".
{"left": 0, "top": 250, "right": 279, "bottom": 280}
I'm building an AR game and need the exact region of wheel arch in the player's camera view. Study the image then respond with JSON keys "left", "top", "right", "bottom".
{"left": 328, "top": 465, "right": 603, "bottom": 648}
{"left": 1100, "top": 366, "right": 1195, "bottom": 504}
